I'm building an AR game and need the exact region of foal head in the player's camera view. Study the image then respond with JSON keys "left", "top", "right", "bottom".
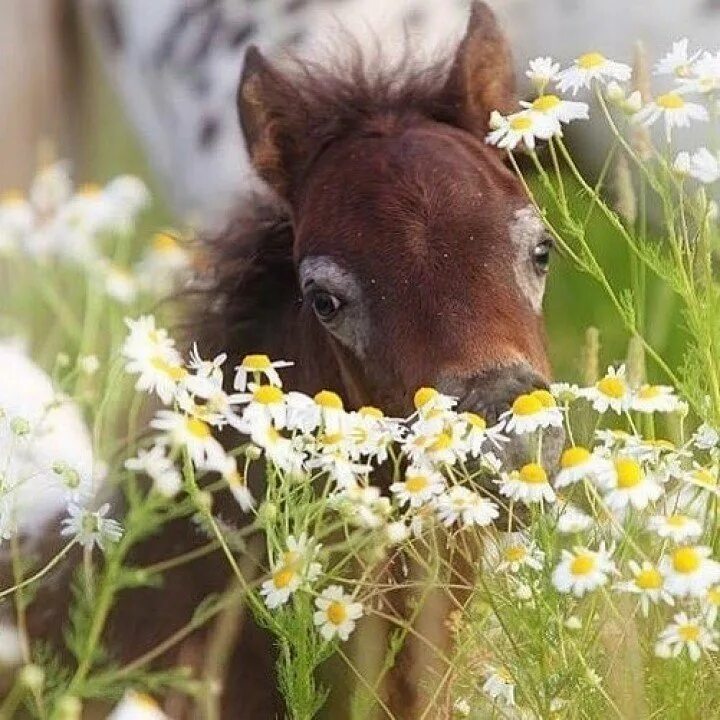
{"left": 225, "top": 2, "right": 553, "bottom": 428}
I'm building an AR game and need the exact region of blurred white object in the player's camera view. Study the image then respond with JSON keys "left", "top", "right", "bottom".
{"left": 83, "top": 0, "right": 720, "bottom": 225}
{"left": 0, "top": 340, "right": 96, "bottom": 540}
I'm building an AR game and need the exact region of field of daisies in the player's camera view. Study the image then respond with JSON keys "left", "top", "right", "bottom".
{"left": 2, "top": 38, "right": 720, "bottom": 720}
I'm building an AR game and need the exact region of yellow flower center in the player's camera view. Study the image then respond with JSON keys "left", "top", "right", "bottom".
{"left": 150, "top": 355, "right": 187, "bottom": 381}
{"left": 596, "top": 376, "right": 626, "bottom": 399}
{"left": 78, "top": 182, "right": 102, "bottom": 197}
{"left": 637, "top": 385, "right": 661, "bottom": 399}
{"left": 253, "top": 385, "right": 284, "bottom": 405}
{"left": 327, "top": 600, "right": 348, "bottom": 626}
{"left": 414, "top": 387, "right": 438, "bottom": 410}
{"left": 512, "top": 394, "right": 543, "bottom": 416}
{"left": 405, "top": 475, "right": 430, "bottom": 494}
{"left": 429, "top": 432, "right": 453, "bottom": 452}
{"left": 461, "top": 412, "right": 487, "bottom": 430}
{"left": 561, "top": 446, "right": 591, "bottom": 469}
{"left": 510, "top": 116, "right": 533, "bottom": 131}
{"left": 693, "top": 468, "right": 717, "bottom": 487}
{"left": 519, "top": 463, "right": 547, "bottom": 484}
{"left": 679, "top": 624, "right": 700, "bottom": 642}
{"left": 577, "top": 52, "right": 606, "bottom": 69}
{"left": 504, "top": 545, "right": 527, "bottom": 562}
{"left": 132, "top": 692, "right": 161, "bottom": 710}
{"left": 359, "top": 406, "right": 384, "bottom": 419}
{"left": 635, "top": 567, "right": 662, "bottom": 590}
{"left": 321, "top": 432, "right": 344, "bottom": 446}
{"left": 570, "top": 553, "right": 597, "bottom": 576}
{"left": 666, "top": 514, "right": 689, "bottom": 528}
{"left": 314, "top": 390, "right": 344, "bottom": 410}
{"left": 273, "top": 567, "right": 296, "bottom": 589}
{"left": 242, "top": 353, "right": 272, "bottom": 371}
{"left": 531, "top": 94, "right": 562, "bottom": 112}
{"left": 186, "top": 416, "right": 211, "bottom": 439}
{"left": 673, "top": 547, "right": 701, "bottom": 574}
{"left": 615, "top": 458, "right": 642, "bottom": 489}
{"left": 531, "top": 389, "right": 557, "bottom": 408}
{"left": 657, "top": 92, "right": 685, "bottom": 110}
{"left": 152, "top": 231, "right": 179, "bottom": 253}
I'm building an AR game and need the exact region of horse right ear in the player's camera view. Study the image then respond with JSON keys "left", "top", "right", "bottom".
{"left": 237, "top": 46, "right": 305, "bottom": 200}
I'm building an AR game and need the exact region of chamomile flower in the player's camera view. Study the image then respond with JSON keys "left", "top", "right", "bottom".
{"left": 412, "top": 387, "right": 456, "bottom": 419}
{"left": 519, "top": 94, "right": 589, "bottom": 130}
{"left": 556, "top": 52, "right": 632, "bottom": 95}
{"left": 421, "top": 420, "right": 468, "bottom": 466}
{"left": 482, "top": 666, "right": 515, "bottom": 706}
{"left": 648, "top": 513, "right": 702, "bottom": 543}
{"left": 260, "top": 563, "right": 301, "bottom": 609}
{"left": 485, "top": 110, "right": 557, "bottom": 150}
{"left": 686, "top": 147, "right": 720, "bottom": 185}
{"left": 614, "top": 560, "right": 674, "bottom": 616}
{"left": 554, "top": 446, "right": 610, "bottom": 488}
{"left": 552, "top": 544, "right": 616, "bottom": 597}
{"left": 238, "top": 383, "right": 287, "bottom": 429}
{"left": 459, "top": 411, "right": 500, "bottom": 456}
{"left": 678, "top": 51, "right": 720, "bottom": 94}
{"left": 631, "top": 384, "right": 685, "bottom": 413}
{"left": 659, "top": 545, "right": 720, "bottom": 598}
{"left": 261, "top": 534, "right": 321, "bottom": 609}
{"left": 495, "top": 537, "right": 545, "bottom": 573}
{"left": 250, "top": 423, "right": 304, "bottom": 474}
{"left": 108, "top": 690, "right": 168, "bottom": 720}
{"left": 313, "top": 585, "right": 363, "bottom": 641}
{"left": 603, "top": 457, "right": 663, "bottom": 511}
{"left": 526, "top": 56, "right": 560, "bottom": 92}
{"left": 655, "top": 613, "right": 718, "bottom": 662}
{"left": 581, "top": 365, "right": 632, "bottom": 414}
{"left": 61, "top": 503, "right": 123, "bottom": 551}
{"left": 390, "top": 466, "right": 445, "bottom": 508}
{"left": 313, "top": 390, "right": 347, "bottom": 434}
{"left": 233, "top": 354, "right": 293, "bottom": 391}
{"left": 556, "top": 502, "right": 594, "bottom": 534}
{"left": 124, "top": 444, "right": 182, "bottom": 498}
{"left": 501, "top": 390, "right": 563, "bottom": 435}
{"left": 605, "top": 81, "right": 642, "bottom": 114}
{"left": 634, "top": 93, "right": 708, "bottom": 142}
{"left": 150, "top": 410, "right": 227, "bottom": 470}
{"left": 499, "top": 462, "right": 556, "bottom": 505}
{"left": 654, "top": 39, "right": 700, "bottom": 77}
{"left": 549, "top": 381, "right": 582, "bottom": 403}
{"left": 135, "top": 231, "right": 191, "bottom": 293}
{"left": 434, "top": 485, "right": 499, "bottom": 528}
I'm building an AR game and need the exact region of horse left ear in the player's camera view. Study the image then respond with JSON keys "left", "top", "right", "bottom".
{"left": 444, "top": 1, "right": 516, "bottom": 136}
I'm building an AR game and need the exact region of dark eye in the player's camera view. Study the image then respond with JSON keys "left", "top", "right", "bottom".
{"left": 311, "top": 290, "right": 342, "bottom": 321}
{"left": 532, "top": 238, "right": 552, "bottom": 273}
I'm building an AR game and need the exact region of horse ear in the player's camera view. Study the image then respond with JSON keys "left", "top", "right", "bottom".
{"left": 445, "top": 1, "right": 516, "bottom": 135}
{"left": 237, "top": 46, "right": 304, "bottom": 199}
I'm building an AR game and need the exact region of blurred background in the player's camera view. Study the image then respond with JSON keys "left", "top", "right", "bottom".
{"left": 3, "top": 0, "right": 720, "bottom": 380}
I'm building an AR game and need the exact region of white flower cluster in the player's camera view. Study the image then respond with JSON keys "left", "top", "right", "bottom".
{"left": 0, "top": 164, "right": 191, "bottom": 303}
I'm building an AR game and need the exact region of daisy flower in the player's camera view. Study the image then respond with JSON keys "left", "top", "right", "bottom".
{"left": 614, "top": 560, "right": 674, "bottom": 616}
{"left": 390, "top": 466, "right": 445, "bottom": 508}
{"left": 687, "top": 147, "right": 720, "bottom": 185}
{"left": 313, "top": 390, "right": 347, "bottom": 434}
{"left": 313, "top": 585, "right": 363, "bottom": 641}
{"left": 124, "top": 444, "right": 182, "bottom": 498}
{"left": 654, "top": 39, "right": 700, "bottom": 77}
{"left": 581, "top": 365, "right": 632, "bottom": 414}
{"left": 485, "top": 110, "right": 557, "bottom": 151}
{"left": 260, "top": 563, "right": 301, "bottom": 608}
{"left": 554, "top": 446, "right": 610, "bottom": 488}
{"left": 519, "top": 94, "right": 589, "bottom": 130}
{"left": 631, "top": 384, "right": 685, "bottom": 413}
{"left": 602, "top": 457, "right": 663, "bottom": 511}
{"left": 482, "top": 666, "right": 515, "bottom": 706}
{"left": 526, "top": 56, "right": 560, "bottom": 93}
{"left": 659, "top": 545, "right": 720, "bottom": 598}
{"left": 386, "top": 520, "right": 410, "bottom": 544}
{"left": 459, "top": 411, "right": 502, "bottom": 457}
{"left": 150, "top": 410, "right": 227, "bottom": 470}
{"left": 412, "top": 387, "right": 456, "bottom": 419}
{"left": 556, "top": 502, "right": 594, "bottom": 534}
{"left": 421, "top": 420, "right": 468, "bottom": 466}
{"left": 634, "top": 92, "right": 708, "bottom": 142}
{"left": 655, "top": 613, "right": 718, "bottom": 662}
{"left": 250, "top": 423, "right": 304, "bottom": 474}
{"left": 61, "top": 503, "right": 123, "bottom": 551}
{"left": 677, "top": 51, "right": 720, "bottom": 94}
{"left": 108, "top": 691, "right": 168, "bottom": 720}
{"left": 552, "top": 544, "right": 616, "bottom": 597}
{"left": 237, "top": 383, "right": 287, "bottom": 429}
{"left": 499, "top": 462, "right": 556, "bottom": 505}
{"left": 260, "top": 534, "right": 321, "bottom": 609}
{"left": 549, "top": 381, "right": 582, "bottom": 403}
{"left": 648, "top": 513, "right": 702, "bottom": 543}
{"left": 495, "top": 537, "right": 545, "bottom": 573}
{"left": 233, "top": 354, "right": 292, "bottom": 391}
{"left": 556, "top": 52, "right": 632, "bottom": 95}
{"left": 434, "top": 485, "right": 499, "bottom": 528}
{"left": 501, "top": 390, "right": 563, "bottom": 435}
